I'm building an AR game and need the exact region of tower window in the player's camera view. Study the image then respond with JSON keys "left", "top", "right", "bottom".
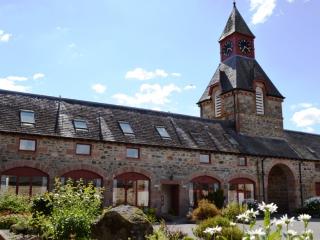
{"left": 215, "top": 90, "right": 222, "bottom": 117}
{"left": 255, "top": 86, "right": 264, "bottom": 115}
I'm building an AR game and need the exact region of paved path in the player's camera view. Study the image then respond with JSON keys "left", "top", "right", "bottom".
{"left": 160, "top": 219, "right": 320, "bottom": 239}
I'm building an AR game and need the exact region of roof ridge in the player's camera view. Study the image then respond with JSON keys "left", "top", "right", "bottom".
{"left": 285, "top": 129, "right": 320, "bottom": 137}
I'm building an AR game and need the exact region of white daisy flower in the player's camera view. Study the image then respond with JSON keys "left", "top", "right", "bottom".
{"left": 258, "top": 202, "right": 278, "bottom": 213}
{"left": 298, "top": 214, "right": 311, "bottom": 222}
{"left": 280, "top": 214, "right": 295, "bottom": 225}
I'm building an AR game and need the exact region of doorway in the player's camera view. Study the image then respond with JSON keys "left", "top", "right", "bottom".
{"left": 161, "top": 184, "right": 179, "bottom": 216}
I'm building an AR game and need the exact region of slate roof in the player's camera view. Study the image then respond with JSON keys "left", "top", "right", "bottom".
{"left": 0, "top": 89, "right": 319, "bottom": 161}
{"left": 219, "top": 4, "right": 255, "bottom": 41}
{"left": 198, "top": 56, "right": 284, "bottom": 103}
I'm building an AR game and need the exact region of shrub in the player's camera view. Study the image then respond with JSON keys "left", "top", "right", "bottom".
{"left": 207, "top": 189, "right": 225, "bottom": 209}
{"left": 222, "top": 202, "right": 246, "bottom": 221}
{"left": 191, "top": 199, "right": 220, "bottom": 221}
{"left": 29, "top": 178, "right": 103, "bottom": 240}
{"left": 10, "top": 215, "right": 35, "bottom": 235}
{"left": 0, "top": 193, "right": 30, "bottom": 214}
{"left": 193, "top": 216, "right": 243, "bottom": 240}
{"left": 302, "top": 197, "right": 320, "bottom": 217}
{"left": 0, "top": 214, "right": 30, "bottom": 229}
{"left": 31, "top": 194, "right": 53, "bottom": 216}
{"left": 146, "top": 221, "right": 187, "bottom": 240}
{"left": 143, "top": 207, "right": 158, "bottom": 223}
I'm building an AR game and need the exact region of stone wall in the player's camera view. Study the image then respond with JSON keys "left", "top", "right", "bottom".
{"left": 1, "top": 133, "right": 319, "bottom": 215}
{"left": 200, "top": 90, "right": 284, "bottom": 138}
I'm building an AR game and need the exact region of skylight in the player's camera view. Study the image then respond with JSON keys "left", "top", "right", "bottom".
{"left": 73, "top": 119, "right": 88, "bottom": 131}
{"left": 119, "top": 121, "right": 134, "bottom": 135}
{"left": 156, "top": 126, "right": 170, "bottom": 139}
{"left": 20, "top": 110, "right": 35, "bottom": 125}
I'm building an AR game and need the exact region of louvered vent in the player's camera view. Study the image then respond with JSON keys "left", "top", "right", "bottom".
{"left": 255, "top": 87, "right": 264, "bottom": 115}
{"left": 215, "top": 91, "right": 222, "bottom": 117}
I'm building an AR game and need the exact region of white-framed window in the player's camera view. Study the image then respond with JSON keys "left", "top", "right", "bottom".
{"left": 238, "top": 157, "right": 247, "bottom": 166}
{"left": 215, "top": 90, "right": 222, "bottom": 117}
{"left": 255, "top": 86, "right": 264, "bottom": 115}
{"left": 20, "top": 110, "right": 35, "bottom": 125}
{"left": 76, "top": 144, "right": 91, "bottom": 155}
{"left": 19, "top": 139, "right": 36, "bottom": 151}
{"left": 73, "top": 119, "right": 88, "bottom": 131}
{"left": 156, "top": 126, "right": 171, "bottom": 139}
{"left": 119, "top": 121, "right": 134, "bottom": 135}
{"left": 126, "top": 148, "right": 139, "bottom": 159}
{"left": 199, "top": 154, "right": 210, "bottom": 164}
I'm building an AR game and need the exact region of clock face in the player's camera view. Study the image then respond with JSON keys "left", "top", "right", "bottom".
{"left": 238, "top": 39, "right": 252, "bottom": 54}
{"left": 222, "top": 40, "right": 233, "bottom": 56}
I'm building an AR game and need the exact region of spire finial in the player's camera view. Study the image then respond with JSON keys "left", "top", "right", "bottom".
{"left": 233, "top": 0, "right": 236, "bottom": 7}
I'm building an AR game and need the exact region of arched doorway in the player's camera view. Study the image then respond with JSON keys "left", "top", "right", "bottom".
{"left": 61, "top": 170, "right": 103, "bottom": 187}
{"left": 189, "top": 176, "right": 220, "bottom": 207}
{"left": 0, "top": 167, "right": 48, "bottom": 196}
{"left": 267, "top": 164, "right": 296, "bottom": 213}
{"left": 113, "top": 172, "right": 150, "bottom": 207}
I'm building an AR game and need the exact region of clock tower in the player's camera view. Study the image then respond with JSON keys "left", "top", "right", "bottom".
{"left": 198, "top": 3, "right": 285, "bottom": 139}
{"left": 220, "top": 3, "right": 255, "bottom": 61}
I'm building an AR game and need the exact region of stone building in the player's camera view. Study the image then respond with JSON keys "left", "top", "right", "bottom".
{"left": 1, "top": 3, "right": 320, "bottom": 216}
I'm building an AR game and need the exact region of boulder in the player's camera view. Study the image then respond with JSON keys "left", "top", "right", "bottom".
{"left": 91, "top": 205, "right": 153, "bottom": 240}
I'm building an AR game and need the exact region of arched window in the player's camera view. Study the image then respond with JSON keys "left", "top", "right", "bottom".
{"left": 0, "top": 167, "right": 48, "bottom": 196}
{"left": 228, "top": 178, "right": 255, "bottom": 205}
{"left": 113, "top": 172, "right": 150, "bottom": 207}
{"left": 61, "top": 170, "right": 103, "bottom": 187}
{"left": 189, "top": 176, "right": 220, "bottom": 207}
{"left": 255, "top": 86, "right": 264, "bottom": 115}
{"left": 215, "top": 90, "right": 222, "bottom": 117}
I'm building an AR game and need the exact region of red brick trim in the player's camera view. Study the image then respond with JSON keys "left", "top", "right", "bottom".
{"left": 264, "top": 163, "right": 298, "bottom": 184}
{"left": 186, "top": 172, "right": 223, "bottom": 185}
{"left": 0, "top": 160, "right": 51, "bottom": 176}
{"left": 56, "top": 163, "right": 107, "bottom": 180}
{"left": 112, "top": 166, "right": 155, "bottom": 182}
{"left": 225, "top": 174, "right": 257, "bottom": 185}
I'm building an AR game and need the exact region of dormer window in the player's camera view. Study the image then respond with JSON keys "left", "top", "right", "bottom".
{"left": 119, "top": 121, "right": 134, "bottom": 135}
{"left": 73, "top": 119, "right": 88, "bottom": 131}
{"left": 255, "top": 86, "right": 264, "bottom": 115}
{"left": 20, "top": 110, "right": 35, "bottom": 125}
{"left": 215, "top": 90, "right": 222, "bottom": 117}
{"left": 156, "top": 126, "right": 171, "bottom": 139}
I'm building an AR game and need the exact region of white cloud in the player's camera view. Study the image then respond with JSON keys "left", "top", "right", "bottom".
{"left": 91, "top": 83, "right": 107, "bottom": 94}
{"left": 113, "top": 83, "right": 181, "bottom": 106}
{"left": 0, "top": 76, "right": 30, "bottom": 92}
{"left": 291, "top": 107, "right": 320, "bottom": 128}
{"left": 290, "top": 102, "right": 313, "bottom": 111}
{"left": 125, "top": 68, "right": 181, "bottom": 81}
{"left": 68, "top": 43, "right": 76, "bottom": 48}
{"left": 33, "top": 73, "right": 45, "bottom": 80}
{"left": 250, "top": 0, "right": 277, "bottom": 25}
{"left": 287, "top": 0, "right": 295, "bottom": 2}
{"left": 171, "top": 73, "right": 182, "bottom": 77}
{"left": 0, "top": 30, "right": 12, "bottom": 42}
{"left": 184, "top": 84, "right": 196, "bottom": 90}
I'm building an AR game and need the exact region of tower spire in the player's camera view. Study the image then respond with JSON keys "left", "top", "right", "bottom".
{"left": 233, "top": 0, "right": 236, "bottom": 7}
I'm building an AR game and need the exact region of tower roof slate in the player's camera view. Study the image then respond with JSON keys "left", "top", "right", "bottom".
{"left": 219, "top": 4, "right": 255, "bottom": 41}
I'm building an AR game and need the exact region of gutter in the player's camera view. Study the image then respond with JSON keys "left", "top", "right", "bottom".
{"left": 261, "top": 157, "right": 266, "bottom": 202}
{"left": 299, "top": 161, "right": 304, "bottom": 206}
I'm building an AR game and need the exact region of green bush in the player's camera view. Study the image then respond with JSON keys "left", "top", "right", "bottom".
{"left": 10, "top": 215, "right": 35, "bottom": 235}
{"left": 191, "top": 199, "right": 220, "bottom": 221}
{"left": 193, "top": 216, "right": 243, "bottom": 240}
{"left": 28, "top": 178, "right": 104, "bottom": 240}
{"left": 221, "top": 202, "right": 246, "bottom": 221}
{"left": 32, "top": 194, "right": 53, "bottom": 216}
{"left": 143, "top": 207, "right": 158, "bottom": 223}
{"left": 0, "top": 214, "right": 29, "bottom": 229}
{"left": 207, "top": 189, "right": 225, "bottom": 209}
{"left": 302, "top": 197, "right": 320, "bottom": 217}
{"left": 146, "top": 221, "right": 187, "bottom": 240}
{"left": 0, "top": 193, "right": 30, "bottom": 214}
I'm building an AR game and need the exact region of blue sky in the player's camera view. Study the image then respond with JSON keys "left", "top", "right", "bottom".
{"left": 0, "top": 0, "right": 319, "bottom": 133}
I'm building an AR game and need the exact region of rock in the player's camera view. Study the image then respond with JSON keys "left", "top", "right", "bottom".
{"left": 91, "top": 205, "right": 153, "bottom": 240}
